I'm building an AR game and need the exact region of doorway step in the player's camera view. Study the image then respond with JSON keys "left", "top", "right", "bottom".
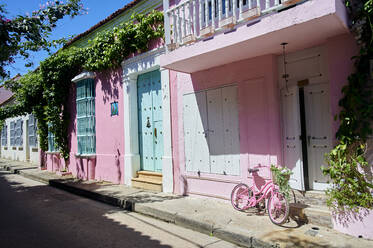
{"left": 290, "top": 190, "right": 332, "bottom": 228}
{"left": 131, "top": 171, "right": 162, "bottom": 192}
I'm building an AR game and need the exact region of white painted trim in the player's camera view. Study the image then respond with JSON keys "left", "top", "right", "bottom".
{"left": 312, "top": 182, "right": 332, "bottom": 191}
{"left": 122, "top": 47, "right": 174, "bottom": 193}
{"left": 71, "top": 71, "right": 96, "bottom": 83}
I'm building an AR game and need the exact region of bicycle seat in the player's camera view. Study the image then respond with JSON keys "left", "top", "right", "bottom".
{"left": 248, "top": 168, "right": 260, "bottom": 174}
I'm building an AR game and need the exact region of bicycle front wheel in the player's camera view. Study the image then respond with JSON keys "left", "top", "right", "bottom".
{"left": 231, "top": 183, "right": 251, "bottom": 211}
{"left": 267, "top": 190, "right": 290, "bottom": 225}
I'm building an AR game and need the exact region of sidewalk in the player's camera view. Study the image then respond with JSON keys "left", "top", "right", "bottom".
{"left": 1, "top": 158, "right": 372, "bottom": 248}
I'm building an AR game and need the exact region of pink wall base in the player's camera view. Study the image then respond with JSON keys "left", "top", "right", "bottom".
{"left": 46, "top": 153, "right": 66, "bottom": 172}
{"left": 333, "top": 208, "right": 373, "bottom": 240}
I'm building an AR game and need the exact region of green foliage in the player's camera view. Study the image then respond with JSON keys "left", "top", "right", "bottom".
{"left": 270, "top": 165, "right": 293, "bottom": 200}
{"left": 0, "top": 0, "right": 86, "bottom": 79}
{"left": 0, "top": 10, "right": 164, "bottom": 164}
{"left": 84, "top": 11, "right": 163, "bottom": 71}
{"left": 322, "top": 0, "right": 373, "bottom": 212}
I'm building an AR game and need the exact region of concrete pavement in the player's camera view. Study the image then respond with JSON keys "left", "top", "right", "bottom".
{"left": 1, "top": 158, "right": 373, "bottom": 248}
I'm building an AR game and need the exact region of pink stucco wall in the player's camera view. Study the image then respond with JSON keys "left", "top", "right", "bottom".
{"left": 46, "top": 68, "right": 125, "bottom": 184}
{"left": 171, "top": 54, "right": 282, "bottom": 198}
{"left": 171, "top": 33, "right": 359, "bottom": 198}
{"left": 326, "top": 33, "right": 358, "bottom": 143}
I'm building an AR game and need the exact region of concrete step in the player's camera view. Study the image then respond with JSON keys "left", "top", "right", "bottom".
{"left": 290, "top": 202, "right": 332, "bottom": 228}
{"left": 137, "top": 171, "right": 162, "bottom": 181}
{"left": 292, "top": 190, "right": 328, "bottom": 207}
{"left": 132, "top": 176, "right": 162, "bottom": 192}
{"left": 289, "top": 190, "right": 332, "bottom": 228}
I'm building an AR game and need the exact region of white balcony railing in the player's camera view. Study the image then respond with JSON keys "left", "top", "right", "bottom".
{"left": 165, "top": 0, "right": 303, "bottom": 50}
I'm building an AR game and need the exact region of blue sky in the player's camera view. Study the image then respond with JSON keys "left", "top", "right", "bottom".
{"left": 3, "top": 0, "right": 132, "bottom": 78}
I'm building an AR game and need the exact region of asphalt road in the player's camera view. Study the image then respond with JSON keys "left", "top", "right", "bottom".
{"left": 0, "top": 170, "right": 237, "bottom": 248}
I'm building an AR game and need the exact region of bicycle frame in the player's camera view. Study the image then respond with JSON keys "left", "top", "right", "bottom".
{"left": 237, "top": 165, "right": 279, "bottom": 209}
{"left": 248, "top": 179, "right": 275, "bottom": 208}
{"left": 231, "top": 164, "right": 290, "bottom": 225}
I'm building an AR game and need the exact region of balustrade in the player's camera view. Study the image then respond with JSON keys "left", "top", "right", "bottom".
{"left": 166, "top": 0, "right": 302, "bottom": 49}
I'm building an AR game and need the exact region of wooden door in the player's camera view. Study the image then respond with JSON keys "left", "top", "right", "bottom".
{"left": 281, "top": 86, "right": 305, "bottom": 190}
{"left": 137, "top": 70, "right": 163, "bottom": 172}
{"left": 304, "top": 83, "right": 332, "bottom": 190}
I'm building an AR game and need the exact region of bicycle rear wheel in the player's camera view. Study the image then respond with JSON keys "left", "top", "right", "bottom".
{"left": 267, "top": 190, "right": 290, "bottom": 225}
{"left": 231, "top": 183, "right": 251, "bottom": 211}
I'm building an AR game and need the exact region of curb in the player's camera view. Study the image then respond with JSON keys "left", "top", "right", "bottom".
{"left": 0, "top": 164, "right": 38, "bottom": 174}
{"left": 4, "top": 166, "right": 276, "bottom": 248}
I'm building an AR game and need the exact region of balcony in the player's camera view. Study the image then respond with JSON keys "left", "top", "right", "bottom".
{"left": 161, "top": 0, "right": 351, "bottom": 73}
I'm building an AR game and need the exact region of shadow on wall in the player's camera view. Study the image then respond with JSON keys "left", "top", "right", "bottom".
{"left": 97, "top": 69, "right": 122, "bottom": 104}
{"left": 75, "top": 157, "right": 97, "bottom": 181}
{"left": 116, "top": 148, "right": 121, "bottom": 184}
{"left": 67, "top": 83, "right": 77, "bottom": 149}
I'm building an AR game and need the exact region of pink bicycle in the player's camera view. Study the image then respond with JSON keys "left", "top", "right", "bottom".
{"left": 230, "top": 165, "right": 290, "bottom": 225}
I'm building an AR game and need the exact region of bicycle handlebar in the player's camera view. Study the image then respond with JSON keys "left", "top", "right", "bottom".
{"left": 248, "top": 168, "right": 260, "bottom": 174}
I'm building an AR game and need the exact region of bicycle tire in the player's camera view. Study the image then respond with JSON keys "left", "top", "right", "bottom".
{"left": 231, "top": 183, "right": 251, "bottom": 211}
{"left": 267, "top": 190, "right": 290, "bottom": 225}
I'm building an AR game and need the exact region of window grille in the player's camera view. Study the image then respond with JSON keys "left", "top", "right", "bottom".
{"left": 76, "top": 78, "right": 96, "bottom": 154}
{"left": 1, "top": 124, "right": 7, "bottom": 146}
{"left": 28, "top": 114, "right": 38, "bottom": 147}
{"left": 48, "top": 123, "right": 58, "bottom": 152}
{"left": 15, "top": 119, "right": 23, "bottom": 147}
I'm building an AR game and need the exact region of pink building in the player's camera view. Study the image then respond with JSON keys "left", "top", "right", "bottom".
{"left": 45, "top": 0, "right": 175, "bottom": 193}
{"left": 24, "top": 0, "right": 373, "bottom": 238}
{"left": 161, "top": 0, "right": 359, "bottom": 198}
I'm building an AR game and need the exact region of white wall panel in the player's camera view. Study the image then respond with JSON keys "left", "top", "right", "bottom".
{"left": 207, "top": 88, "right": 225, "bottom": 174}
{"left": 222, "top": 86, "right": 240, "bottom": 175}
{"left": 183, "top": 85, "right": 240, "bottom": 176}
{"left": 183, "top": 92, "right": 210, "bottom": 173}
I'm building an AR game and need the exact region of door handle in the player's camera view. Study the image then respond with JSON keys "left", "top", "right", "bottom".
{"left": 154, "top": 128, "right": 157, "bottom": 138}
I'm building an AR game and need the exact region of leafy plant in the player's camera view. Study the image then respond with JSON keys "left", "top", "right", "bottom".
{"left": 270, "top": 165, "right": 293, "bottom": 200}
{"left": 322, "top": 0, "right": 373, "bottom": 212}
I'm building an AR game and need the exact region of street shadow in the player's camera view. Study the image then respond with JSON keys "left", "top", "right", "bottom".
{"left": 0, "top": 171, "right": 175, "bottom": 248}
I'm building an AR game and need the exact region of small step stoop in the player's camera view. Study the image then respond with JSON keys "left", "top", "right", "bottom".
{"left": 131, "top": 171, "right": 162, "bottom": 192}
{"left": 290, "top": 190, "right": 332, "bottom": 228}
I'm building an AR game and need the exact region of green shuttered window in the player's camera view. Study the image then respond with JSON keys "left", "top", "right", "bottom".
{"left": 76, "top": 78, "right": 96, "bottom": 154}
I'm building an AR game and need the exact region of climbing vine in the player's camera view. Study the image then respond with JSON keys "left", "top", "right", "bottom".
{"left": 322, "top": 0, "right": 373, "bottom": 212}
{"left": 0, "top": 10, "right": 164, "bottom": 163}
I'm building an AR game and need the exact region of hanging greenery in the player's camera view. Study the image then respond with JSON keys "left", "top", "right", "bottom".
{"left": 322, "top": 0, "right": 373, "bottom": 212}
{"left": 0, "top": 10, "right": 164, "bottom": 163}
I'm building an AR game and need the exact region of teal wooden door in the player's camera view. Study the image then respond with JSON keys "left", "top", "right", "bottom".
{"left": 137, "top": 70, "right": 163, "bottom": 172}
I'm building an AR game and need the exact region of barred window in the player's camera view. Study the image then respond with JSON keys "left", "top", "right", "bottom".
{"left": 10, "top": 121, "right": 15, "bottom": 146}
{"left": 15, "top": 119, "right": 23, "bottom": 147}
{"left": 76, "top": 78, "right": 96, "bottom": 154}
{"left": 48, "top": 123, "right": 58, "bottom": 152}
{"left": 28, "top": 114, "right": 38, "bottom": 147}
{"left": 1, "top": 124, "right": 7, "bottom": 146}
